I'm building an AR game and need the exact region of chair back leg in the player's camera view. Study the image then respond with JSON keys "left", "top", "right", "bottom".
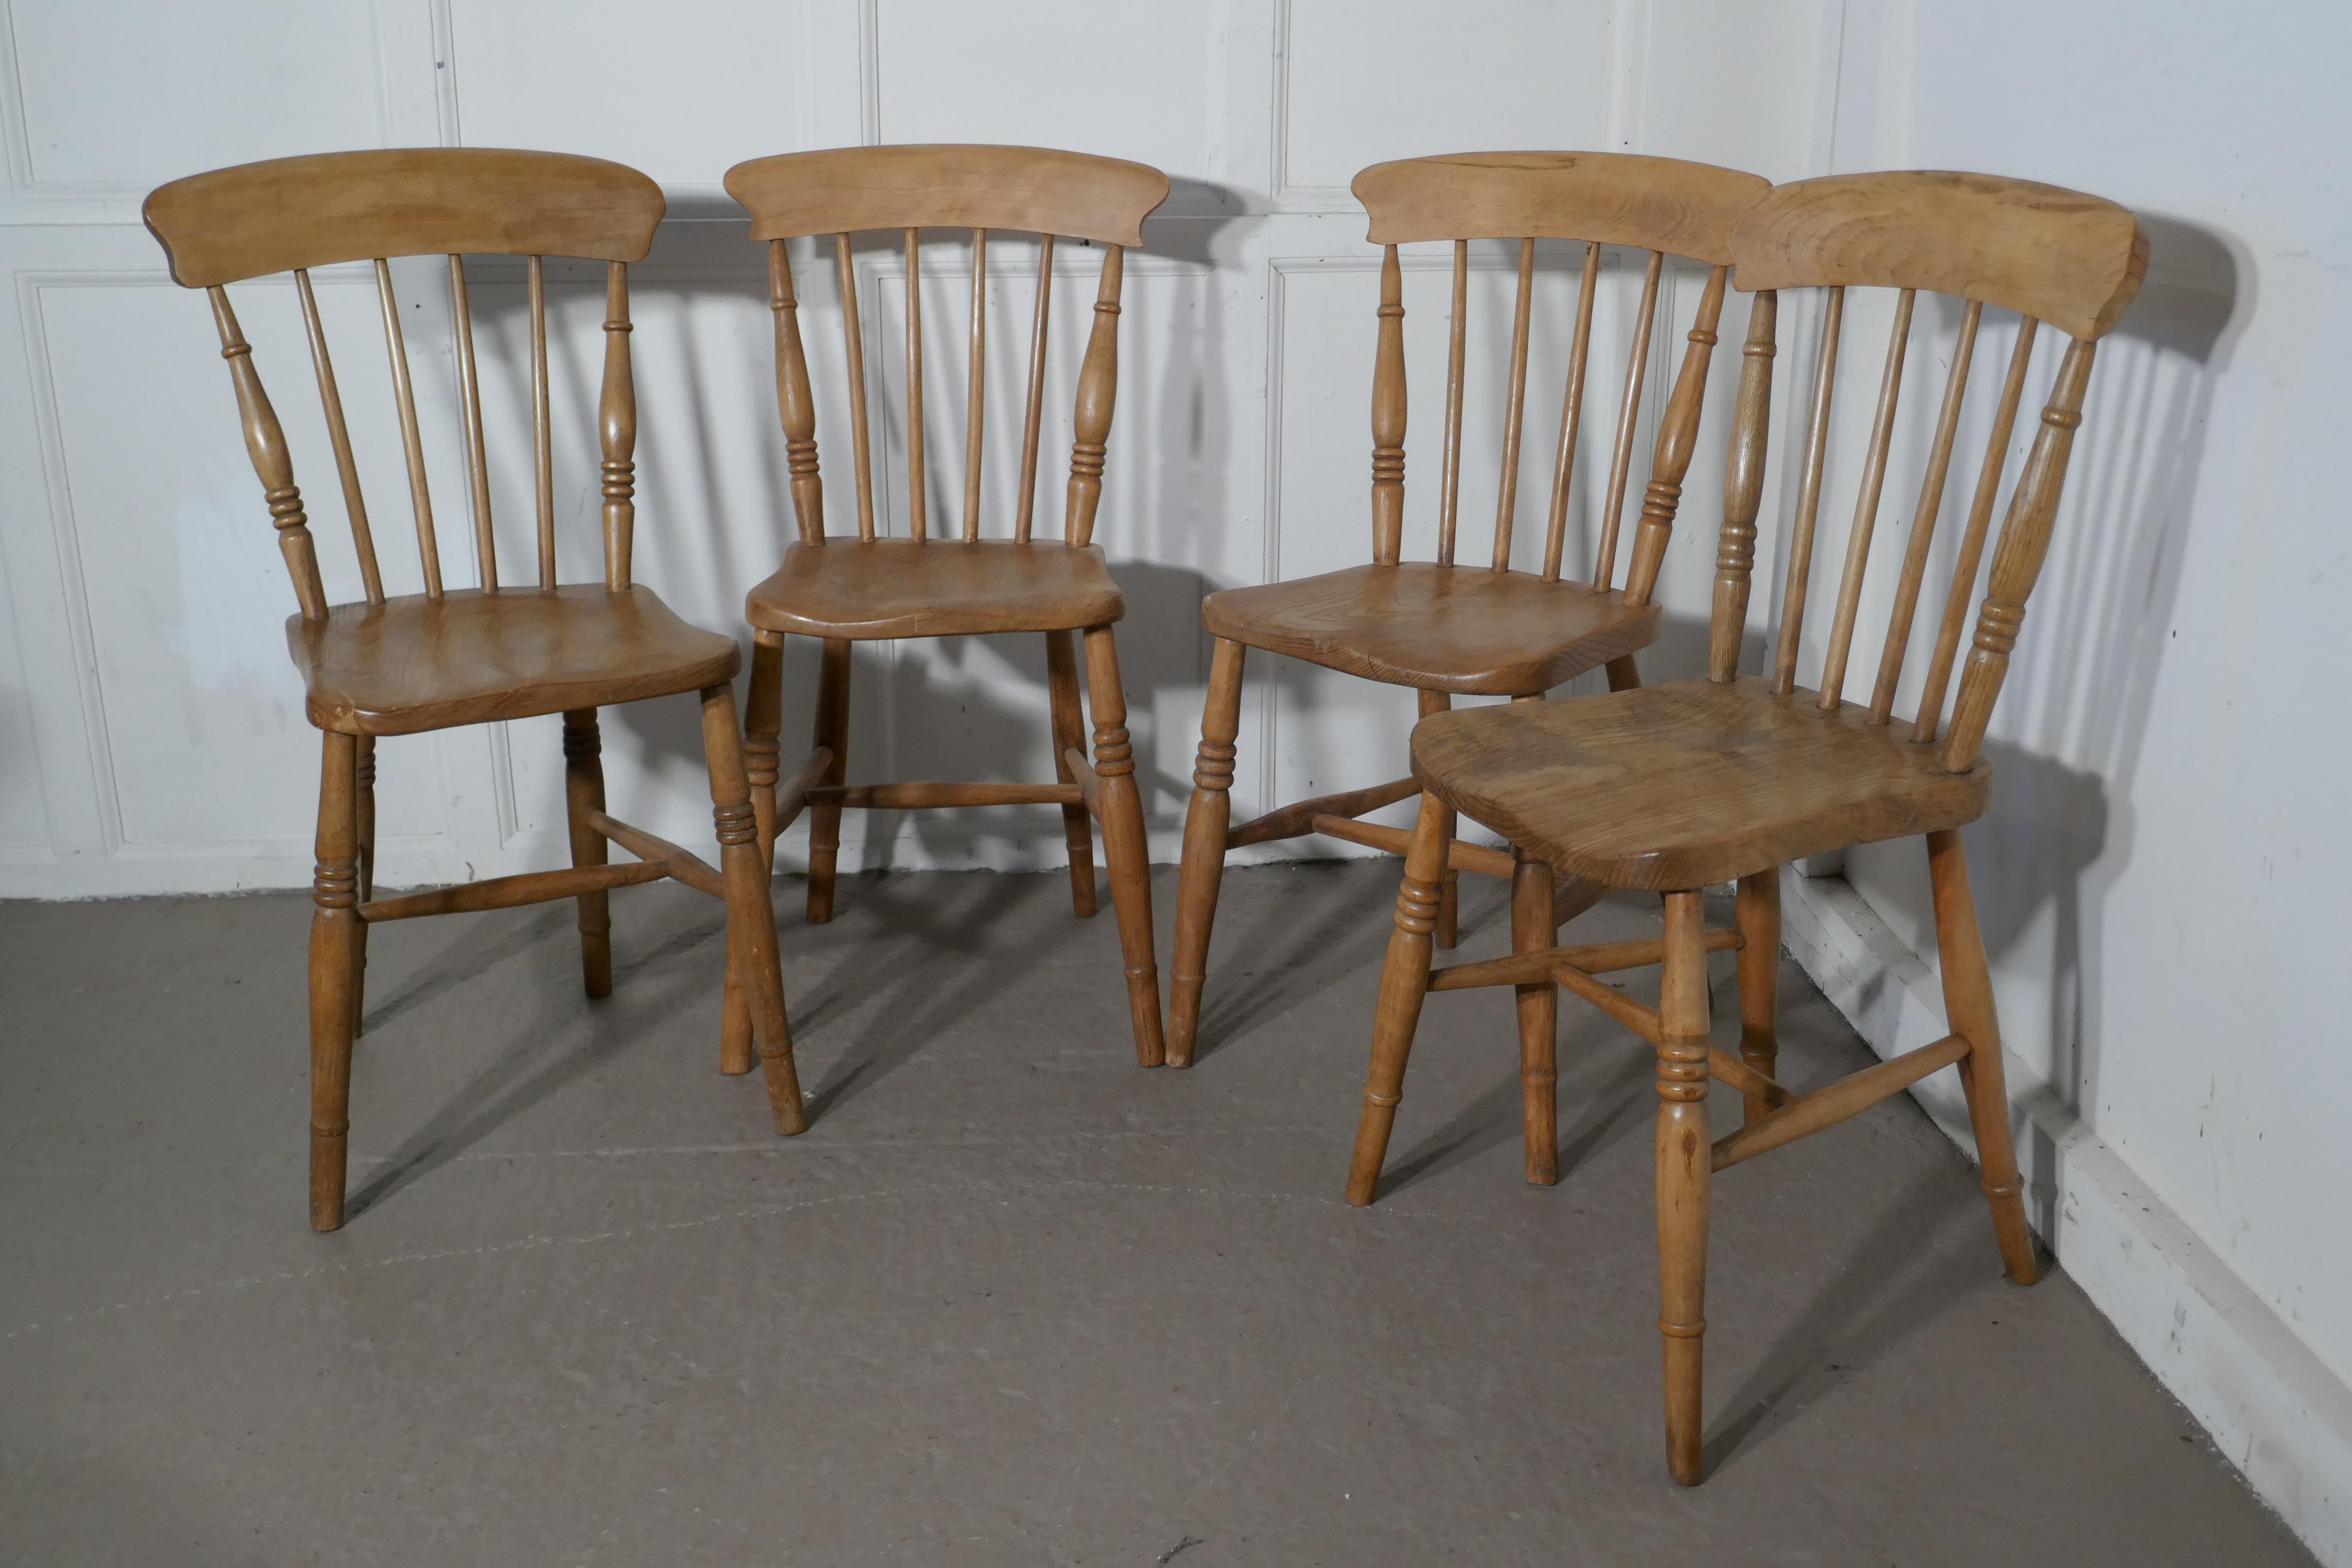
{"left": 309, "top": 730, "right": 362, "bottom": 1231}
{"left": 351, "top": 734, "right": 376, "bottom": 1039}
{"left": 1346, "top": 791, "right": 1450, "bottom": 1205}
{"left": 563, "top": 710, "right": 616, "bottom": 1000}
{"left": 1513, "top": 851, "right": 1559, "bottom": 1184}
{"left": 805, "top": 638, "right": 853, "bottom": 922}
{"left": 702, "top": 683, "right": 807, "bottom": 1135}
{"left": 1735, "top": 867, "right": 1781, "bottom": 1125}
{"left": 1046, "top": 629, "right": 1099, "bottom": 918}
{"left": 1168, "top": 636, "right": 1245, "bottom": 1066}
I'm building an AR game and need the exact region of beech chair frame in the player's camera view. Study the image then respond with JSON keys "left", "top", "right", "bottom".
{"left": 720, "top": 145, "right": 1173, "bottom": 1068}
{"left": 1344, "top": 169, "right": 2149, "bottom": 1482}
{"left": 1164, "top": 153, "right": 1771, "bottom": 1066}
{"left": 143, "top": 148, "right": 805, "bottom": 1231}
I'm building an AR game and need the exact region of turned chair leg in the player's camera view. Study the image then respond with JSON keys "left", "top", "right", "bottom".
{"left": 1654, "top": 888, "right": 1714, "bottom": 1484}
{"left": 1046, "top": 629, "right": 1098, "bottom": 919}
{"left": 350, "top": 734, "right": 375, "bottom": 1039}
{"left": 1346, "top": 791, "right": 1449, "bottom": 1205}
{"left": 1927, "top": 828, "right": 2038, "bottom": 1285}
{"left": 805, "top": 637, "right": 851, "bottom": 924}
{"left": 562, "top": 710, "right": 614, "bottom": 999}
{"left": 1513, "top": 849, "right": 1559, "bottom": 1185}
{"left": 1167, "top": 636, "right": 1244, "bottom": 1068}
{"left": 719, "top": 633, "right": 788, "bottom": 1077}
{"left": 1083, "top": 625, "right": 1166, "bottom": 1066}
{"left": 1417, "top": 689, "right": 1461, "bottom": 948}
{"left": 309, "top": 731, "right": 362, "bottom": 1232}
{"left": 703, "top": 683, "right": 806, "bottom": 1135}
{"left": 1735, "top": 867, "right": 1780, "bottom": 1125}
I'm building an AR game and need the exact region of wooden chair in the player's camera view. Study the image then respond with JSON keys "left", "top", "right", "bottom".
{"left": 717, "top": 146, "right": 1173, "bottom": 1068}
{"left": 1347, "top": 170, "right": 2149, "bottom": 1482}
{"left": 143, "top": 149, "right": 805, "bottom": 1232}
{"left": 1165, "top": 153, "right": 1771, "bottom": 1069}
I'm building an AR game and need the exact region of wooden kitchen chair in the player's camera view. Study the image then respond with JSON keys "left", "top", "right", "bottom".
{"left": 1165, "top": 153, "right": 1770, "bottom": 1067}
{"left": 143, "top": 149, "right": 803, "bottom": 1232}
{"left": 719, "top": 146, "right": 1172, "bottom": 1067}
{"left": 1347, "top": 171, "right": 2148, "bottom": 1482}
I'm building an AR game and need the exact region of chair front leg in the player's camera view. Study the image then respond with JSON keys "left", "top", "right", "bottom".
{"left": 719, "top": 634, "right": 788, "bottom": 1077}
{"left": 1513, "top": 849, "right": 1559, "bottom": 1185}
{"left": 1167, "top": 635, "right": 1244, "bottom": 1068}
{"left": 1655, "top": 888, "right": 1713, "bottom": 1485}
{"left": 1046, "top": 629, "right": 1098, "bottom": 918}
{"left": 703, "top": 683, "right": 805, "bottom": 1135}
{"left": 562, "top": 710, "right": 614, "bottom": 998}
{"left": 309, "top": 731, "right": 362, "bottom": 1232}
{"left": 1927, "top": 827, "right": 2038, "bottom": 1285}
{"left": 1346, "top": 790, "right": 1449, "bottom": 1205}
{"left": 1083, "top": 625, "right": 1166, "bottom": 1066}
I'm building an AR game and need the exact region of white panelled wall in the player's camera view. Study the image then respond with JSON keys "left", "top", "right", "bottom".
{"left": 2, "top": 0, "right": 2346, "bottom": 1558}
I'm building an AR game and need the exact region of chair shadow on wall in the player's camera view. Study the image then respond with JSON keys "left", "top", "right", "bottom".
{"left": 1703, "top": 211, "right": 2246, "bottom": 1477}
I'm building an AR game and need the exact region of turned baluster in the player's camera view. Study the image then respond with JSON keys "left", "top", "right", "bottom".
{"left": 1623, "top": 265, "right": 1730, "bottom": 607}
{"left": 1065, "top": 244, "right": 1124, "bottom": 548}
{"left": 767, "top": 240, "right": 827, "bottom": 543}
{"left": 1709, "top": 291, "right": 1778, "bottom": 681}
{"left": 208, "top": 288, "right": 326, "bottom": 620}
{"left": 1370, "top": 243, "right": 1406, "bottom": 565}
{"left": 599, "top": 262, "right": 636, "bottom": 588}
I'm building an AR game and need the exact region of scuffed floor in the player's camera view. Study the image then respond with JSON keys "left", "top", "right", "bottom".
{"left": 0, "top": 862, "right": 2312, "bottom": 1565}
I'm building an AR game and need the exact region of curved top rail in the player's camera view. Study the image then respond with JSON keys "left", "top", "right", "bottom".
{"left": 725, "top": 144, "right": 1170, "bottom": 246}
{"left": 1728, "top": 169, "right": 2148, "bottom": 339}
{"left": 1352, "top": 151, "right": 1770, "bottom": 263}
{"left": 145, "top": 148, "right": 665, "bottom": 287}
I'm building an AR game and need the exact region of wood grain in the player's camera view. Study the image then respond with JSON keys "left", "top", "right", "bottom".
{"left": 1354, "top": 152, "right": 1769, "bottom": 260}
{"left": 725, "top": 144, "right": 1168, "bottom": 248}
{"left": 744, "top": 539, "right": 1123, "bottom": 639}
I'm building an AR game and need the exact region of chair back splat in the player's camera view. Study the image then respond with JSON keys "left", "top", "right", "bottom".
{"left": 144, "top": 148, "right": 667, "bottom": 609}
{"left": 1714, "top": 170, "right": 2150, "bottom": 770}
{"left": 723, "top": 145, "right": 1170, "bottom": 549}
{"left": 1351, "top": 151, "right": 1771, "bottom": 605}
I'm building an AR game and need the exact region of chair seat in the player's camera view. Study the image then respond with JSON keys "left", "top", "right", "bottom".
{"left": 744, "top": 539, "right": 1124, "bottom": 640}
{"left": 1411, "top": 676, "right": 1991, "bottom": 890}
{"left": 288, "top": 585, "right": 741, "bottom": 735}
{"left": 1200, "top": 563, "right": 1659, "bottom": 695}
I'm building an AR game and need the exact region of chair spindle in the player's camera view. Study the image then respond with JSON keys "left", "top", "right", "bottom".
{"left": 1623, "top": 265, "right": 1730, "bottom": 608}
{"left": 1941, "top": 337, "right": 2097, "bottom": 773}
{"left": 1016, "top": 234, "right": 1054, "bottom": 543}
{"left": 835, "top": 233, "right": 877, "bottom": 542}
{"left": 1914, "top": 317, "right": 2039, "bottom": 743}
{"left": 528, "top": 255, "right": 555, "bottom": 588}
{"left": 1770, "top": 285, "right": 1845, "bottom": 694}
{"left": 1491, "top": 237, "right": 1537, "bottom": 570}
{"left": 209, "top": 286, "right": 327, "bottom": 619}
{"left": 374, "top": 257, "right": 442, "bottom": 597}
{"left": 1370, "top": 243, "right": 1406, "bottom": 565}
{"left": 447, "top": 254, "right": 497, "bottom": 589}
{"left": 294, "top": 268, "right": 384, "bottom": 606}
{"left": 1869, "top": 298, "right": 1981, "bottom": 723}
{"left": 599, "top": 261, "right": 635, "bottom": 588}
{"left": 1540, "top": 241, "right": 1602, "bottom": 583}
{"left": 964, "top": 227, "right": 986, "bottom": 542}
{"left": 1593, "top": 248, "right": 1666, "bottom": 591}
{"left": 1064, "top": 243, "right": 1123, "bottom": 548}
{"left": 1710, "top": 291, "right": 1779, "bottom": 681}
{"left": 903, "top": 227, "right": 927, "bottom": 541}
{"left": 1438, "top": 239, "right": 1468, "bottom": 566}
{"left": 1815, "top": 288, "right": 1916, "bottom": 708}
{"left": 767, "top": 240, "right": 826, "bottom": 544}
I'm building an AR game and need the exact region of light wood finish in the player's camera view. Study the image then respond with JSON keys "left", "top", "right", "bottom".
{"left": 724, "top": 146, "right": 1170, "bottom": 1069}
{"left": 1167, "top": 636, "right": 1244, "bottom": 1061}
{"left": 1310, "top": 814, "right": 1514, "bottom": 878}
{"left": 148, "top": 149, "right": 802, "bottom": 1229}
{"left": 1727, "top": 170, "right": 2149, "bottom": 340}
{"left": 1424, "top": 927, "right": 1740, "bottom": 992}
{"left": 1225, "top": 775, "right": 1421, "bottom": 852}
{"left": 1358, "top": 167, "right": 2143, "bottom": 1482}
{"left": 1170, "top": 152, "right": 1765, "bottom": 1068}
{"left": 1513, "top": 852, "right": 1558, "bottom": 1184}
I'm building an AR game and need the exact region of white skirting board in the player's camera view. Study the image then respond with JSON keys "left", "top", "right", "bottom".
{"left": 1779, "top": 871, "right": 2351, "bottom": 1567}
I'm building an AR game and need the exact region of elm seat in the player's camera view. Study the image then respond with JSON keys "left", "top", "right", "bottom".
{"left": 288, "top": 585, "right": 742, "bottom": 735}
{"left": 1410, "top": 675, "right": 1991, "bottom": 890}
{"left": 1201, "top": 563, "right": 1661, "bottom": 695}
{"left": 744, "top": 539, "right": 1125, "bottom": 640}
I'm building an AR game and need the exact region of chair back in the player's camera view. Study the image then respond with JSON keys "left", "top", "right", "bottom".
{"left": 1713, "top": 170, "right": 2149, "bottom": 770}
{"left": 1350, "top": 151, "right": 1771, "bottom": 602}
{"left": 723, "top": 145, "right": 1171, "bottom": 548}
{"left": 144, "top": 148, "right": 667, "bottom": 616}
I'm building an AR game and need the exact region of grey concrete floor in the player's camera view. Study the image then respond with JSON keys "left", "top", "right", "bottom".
{"left": 0, "top": 862, "right": 2310, "bottom": 1566}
